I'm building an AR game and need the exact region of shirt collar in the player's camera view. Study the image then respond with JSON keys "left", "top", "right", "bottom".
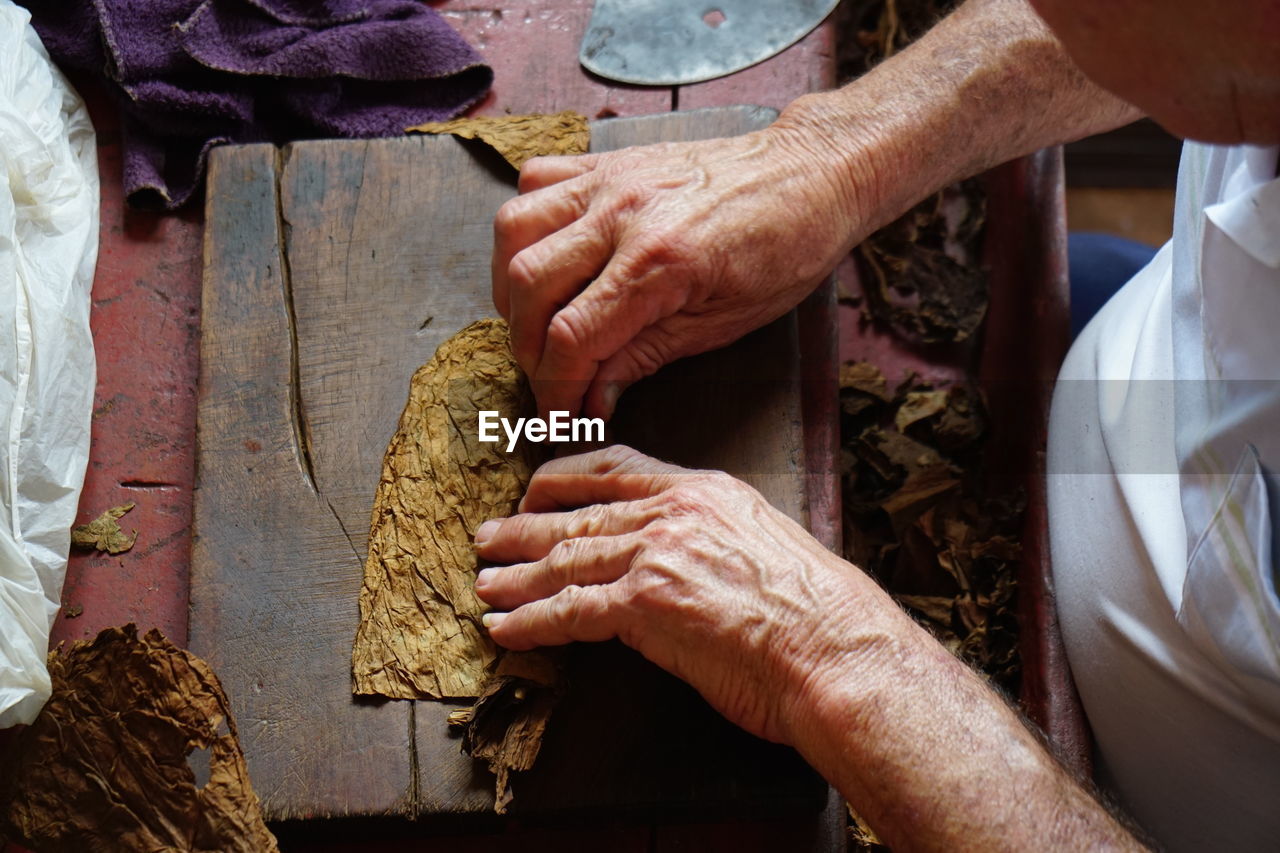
{"left": 1204, "top": 146, "right": 1280, "bottom": 269}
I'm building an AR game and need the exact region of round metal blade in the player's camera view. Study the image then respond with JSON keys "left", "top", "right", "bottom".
{"left": 580, "top": 0, "right": 840, "bottom": 86}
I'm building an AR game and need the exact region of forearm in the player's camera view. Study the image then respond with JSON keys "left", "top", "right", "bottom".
{"left": 768, "top": 4, "right": 1142, "bottom": 842}
{"left": 773, "top": 0, "right": 1142, "bottom": 236}
{"left": 782, "top": 562, "right": 1141, "bottom": 850}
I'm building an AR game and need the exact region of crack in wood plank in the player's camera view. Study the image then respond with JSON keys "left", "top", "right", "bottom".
{"left": 408, "top": 701, "right": 420, "bottom": 814}
{"left": 275, "top": 146, "right": 317, "bottom": 495}
{"left": 275, "top": 146, "right": 365, "bottom": 566}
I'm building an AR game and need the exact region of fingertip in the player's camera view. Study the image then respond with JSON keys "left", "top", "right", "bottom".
{"left": 474, "top": 518, "right": 504, "bottom": 548}
{"left": 584, "top": 378, "right": 627, "bottom": 421}
{"left": 484, "top": 611, "right": 538, "bottom": 651}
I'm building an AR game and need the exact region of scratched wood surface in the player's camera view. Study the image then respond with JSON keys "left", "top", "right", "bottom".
{"left": 190, "top": 107, "right": 830, "bottom": 833}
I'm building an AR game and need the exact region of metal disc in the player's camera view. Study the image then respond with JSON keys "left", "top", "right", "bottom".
{"left": 580, "top": 0, "right": 840, "bottom": 86}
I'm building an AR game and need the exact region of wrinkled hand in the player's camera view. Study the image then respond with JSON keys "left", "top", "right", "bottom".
{"left": 492, "top": 117, "right": 861, "bottom": 419}
{"left": 472, "top": 445, "right": 870, "bottom": 745}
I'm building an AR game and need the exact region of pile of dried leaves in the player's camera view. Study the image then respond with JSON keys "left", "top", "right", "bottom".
{"left": 839, "top": 362, "right": 1022, "bottom": 689}
{"left": 0, "top": 625, "right": 277, "bottom": 852}
{"left": 843, "top": 0, "right": 963, "bottom": 71}
{"left": 836, "top": 3, "right": 1010, "bottom": 848}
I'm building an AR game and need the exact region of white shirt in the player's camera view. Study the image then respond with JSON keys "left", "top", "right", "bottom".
{"left": 1048, "top": 142, "right": 1280, "bottom": 851}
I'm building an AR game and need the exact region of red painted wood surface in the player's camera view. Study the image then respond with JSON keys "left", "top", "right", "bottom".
{"left": 50, "top": 82, "right": 204, "bottom": 651}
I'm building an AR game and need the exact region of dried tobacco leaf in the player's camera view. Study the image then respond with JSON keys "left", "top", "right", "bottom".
{"left": 350, "top": 319, "right": 564, "bottom": 812}
{"left": 407, "top": 111, "right": 589, "bottom": 170}
{"left": 839, "top": 361, "right": 893, "bottom": 401}
{"left": 352, "top": 319, "right": 548, "bottom": 699}
{"left": 459, "top": 651, "right": 563, "bottom": 813}
{"left": 70, "top": 502, "right": 137, "bottom": 554}
{"left": 843, "top": 3, "right": 988, "bottom": 350}
{"left": 847, "top": 802, "right": 889, "bottom": 852}
{"left": 853, "top": 0, "right": 964, "bottom": 67}
{"left": 894, "top": 389, "right": 948, "bottom": 432}
{"left": 855, "top": 429, "right": 959, "bottom": 521}
{"left": 0, "top": 625, "right": 277, "bottom": 853}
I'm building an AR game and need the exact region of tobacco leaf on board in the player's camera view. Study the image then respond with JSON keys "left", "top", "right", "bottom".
{"left": 352, "top": 318, "right": 548, "bottom": 698}
{"left": 407, "top": 111, "right": 590, "bottom": 170}
{"left": 0, "top": 624, "right": 278, "bottom": 853}
{"left": 351, "top": 318, "right": 562, "bottom": 811}
{"left": 839, "top": 361, "right": 1020, "bottom": 689}
{"left": 70, "top": 502, "right": 138, "bottom": 554}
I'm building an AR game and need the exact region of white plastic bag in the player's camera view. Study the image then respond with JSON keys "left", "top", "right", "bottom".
{"left": 0, "top": 0, "right": 99, "bottom": 727}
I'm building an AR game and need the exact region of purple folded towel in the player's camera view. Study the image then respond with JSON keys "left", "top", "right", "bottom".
{"left": 26, "top": 0, "right": 493, "bottom": 208}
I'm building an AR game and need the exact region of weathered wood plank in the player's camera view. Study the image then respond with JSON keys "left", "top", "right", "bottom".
{"left": 190, "top": 145, "right": 414, "bottom": 820}
{"left": 279, "top": 133, "right": 529, "bottom": 816}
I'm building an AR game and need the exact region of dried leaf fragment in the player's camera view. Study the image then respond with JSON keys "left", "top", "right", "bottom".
{"left": 895, "top": 389, "right": 948, "bottom": 432}
{"left": 352, "top": 319, "right": 548, "bottom": 699}
{"left": 460, "top": 651, "right": 563, "bottom": 813}
{"left": 70, "top": 502, "right": 137, "bottom": 554}
{"left": 839, "top": 361, "right": 892, "bottom": 401}
{"left": 0, "top": 624, "right": 278, "bottom": 853}
{"left": 408, "top": 111, "right": 590, "bottom": 170}
{"left": 857, "top": 181, "right": 988, "bottom": 343}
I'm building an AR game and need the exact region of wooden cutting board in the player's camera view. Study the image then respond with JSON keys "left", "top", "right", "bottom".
{"left": 190, "top": 106, "right": 826, "bottom": 824}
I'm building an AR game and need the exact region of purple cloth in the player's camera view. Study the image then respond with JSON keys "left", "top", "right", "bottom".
{"left": 25, "top": 0, "right": 492, "bottom": 208}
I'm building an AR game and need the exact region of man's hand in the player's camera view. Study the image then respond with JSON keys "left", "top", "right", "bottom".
{"left": 472, "top": 444, "right": 1141, "bottom": 850}
{"left": 491, "top": 0, "right": 1141, "bottom": 424}
{"left": 472, "top": 445, "right": 864, "bottom": 744}
{"left": 491, "top": 126, "right": 863, "bottom": 419}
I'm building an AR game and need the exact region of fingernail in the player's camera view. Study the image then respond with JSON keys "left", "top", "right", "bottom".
{"left": 475, "top": 567, "right": 499, "bottom": 588}
{"left": 475, "top": 519, "right": 503, "bottom": 546}
{"left": 482, "top": 612, "right": 507, "bottom": 629}
{"left": 602, "top": 382, "right": 621, "bottom": 419}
